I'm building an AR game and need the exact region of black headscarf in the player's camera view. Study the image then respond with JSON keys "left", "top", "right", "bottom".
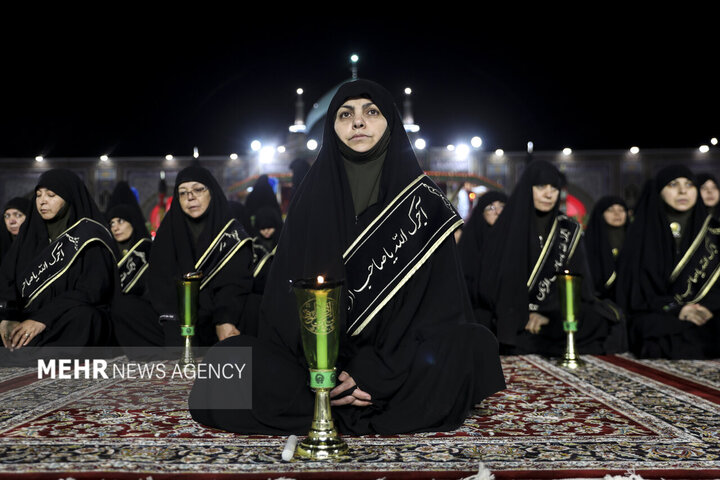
{"left": 478, "top": 160, "right": 567, "bottom": 344}
{"left": 696, "top": 172, "right": 718, "bottom": 192}
{"left": 106, "top": 181, "right": 140, "bottom": 213}
{"left": 616, "top": 165, "right": 706, "bottom": 313}
{"left": 105, "top": 181, "right": 150, "bottom": 248}
{"left": 245, "top": 175, "right": 282, "bottom": 230}
{"left": 0, "top": 169, "right": 116, "bottom": 286}
{"left": 696, "top": 172, "right": 719, "bottom": 216}
{"left": 106, "top": 203, "right": 150, "bottom": 248}
{"left": 584, "top": 195, "right": 628, "bottom": 295}
{"left": 259, "top": 78, "right": 425, "bottom": 354}
{"left": 147, "top": 165, "right": 235, "bottom": 315}
{"left": 457, "top": 190, "right": 508, "bottom": 304}
{"left": 3, "top": 197, "right": 31, "bottom": 219}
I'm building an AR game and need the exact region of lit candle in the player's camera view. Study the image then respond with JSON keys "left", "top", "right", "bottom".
{"left": 316, "top": 276, "right": 328, "bottom": 370}
{"left": 562, "top": 271, "right": 577, "bottom": 333}
{"left": 184, "top": 282, "right": 192, "bottom": 327}
{"left": 565, "top": 275, "right": 575, "bottom": 323}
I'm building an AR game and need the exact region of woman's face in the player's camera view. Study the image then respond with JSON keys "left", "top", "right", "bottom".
{"left": 4, "top": 208, "right": 26, "bottom": 236}
{"left": 333, "top": 97, "right": 388, "bottom": 153}
{"left": 532, "top": 184, "right": 559, "bottom": 212}
{"left": 482, "top": 200, "right": 505, "bottom": 226}
{"left": 35, "top": 188, "right": 67, "bottom": 221}
{"left": 660, "top": 177, "right": 697, "bottom": 212}
{"left": 602, "top": 204, "right": 627, "bottom": 227}
{"left": 178, "top": 181, "right": 211, "bottom": 219}
{"left": 259, "top": 227, "right": 275, "bottom": 239}
{"left": 110, "top": 217, "right": 134, "bottom": 243}
{"left": 700, "top": 179, "right": 720, "bottom": 208}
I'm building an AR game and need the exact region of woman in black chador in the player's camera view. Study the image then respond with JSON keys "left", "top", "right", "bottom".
{"left": 112, "top": 166, "right": 256, "bottom": 350}
{"left": 457, "top": 190, "right": 507, "bottom": 329}
{"left": 583, "top": 195, "right": 628, "bottom": 302}
{"left": 106, "top": 198, "right": 154, "bottom": 348}
{"left": 190, "top": 79, "right": 506, "bottom": 435}
{"left": 0, "top": 169, "right": 117, "bottom": 355}
{"left": 245, "top": 174, "right": 282, "bottom": 235}
{"left": 478, "top": 160, "right": 626, "bottom": 356}
{"left": 696, "top": 172, "right": 719, "bottom": 218}
{"left": 1, "top": 196, "right": 31, "bottom": 266}
{"left": 616, "top": 165, "right": 720, "bottom": 359}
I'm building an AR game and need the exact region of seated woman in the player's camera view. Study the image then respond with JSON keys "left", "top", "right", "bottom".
{"left": 478, "top": 160, "right": 626, "bottom": 356}
{"left": 1, "top": 196, "right": 31, "bottom": 266}
{"left": 250, "top": 205, "right": 283, "bottom": 293}
{"left": 457, "top": 190, "right": 507, "bottom": 330}
{"left": 697, "top": 172, "right": 719, "bottom": 218}
{"left": 583, "top": 195, "right": 628, "bottom": 302}
{"left": 112, "top": 165, "right": 256, "bottom": 351}
{"left": 107, "top": 200, "right": 152, "bottom": 292}
{"left": 189, "top": 79, "right": 506, "bottom": 436}
{"left": 0, "top": 169, "right": 116, "bottom": 360}
{"left": 106, "top": 199, "right": 155, "bottom": 348}
{"left": 616, "top": 165, "right": 720, "bottom": 359}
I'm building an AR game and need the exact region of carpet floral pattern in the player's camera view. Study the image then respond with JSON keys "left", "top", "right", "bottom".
{"left": 0, "top": 355, "right": 718, "bottom": 478}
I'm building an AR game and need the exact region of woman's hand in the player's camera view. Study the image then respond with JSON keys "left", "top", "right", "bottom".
{"left": 330, "top": 371, "right": 372, "bottom": 407}
{"left": 6, "top": 319, "right": 46, "bottom": 351}
{"left": 679, "top": 304, "right": 712, "bottom": 326}
{"left": 0, "top": 320, "right": 19, "bottom": 349}
{"left": 525, "top": 312, "right": 550, "bottom": 334}
{"left": 215, "top": 323, "right": 241, "bottom": 341}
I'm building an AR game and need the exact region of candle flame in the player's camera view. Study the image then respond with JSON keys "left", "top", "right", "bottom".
{"left": 317, "top": 275, "right": 325, "bottom": 285}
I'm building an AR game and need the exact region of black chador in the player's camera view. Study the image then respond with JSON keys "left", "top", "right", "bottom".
{"left": 107, "top": 201, "right": 152, "bottom": 294}
{"left": 250, "top": 205, "right": 283, "bottom": 294}
{"left": 190, "top": 79, "right": 506, "bottom": 436}
{"left": 457, "top": 190, "right": 507, "bottom": 329}
{"left": 1, "top": 196, "right": 31, "bottom": 267}
{"left": 0, "top": 169, "right": 117, "bottom": 358}
{"left": 616, "top": 165, "right": 720, "bottom": 359}
{"left": 111, "top": 166, "right": 256, "bottom": 352}
{"left": 106, "top": 200, "right": 154, "bottom": 348}
{"left": 478, "top": 160, "right": 626, "bottom": 356}
{"left": 583, "top": 195, "right": 628, "bottom": 301}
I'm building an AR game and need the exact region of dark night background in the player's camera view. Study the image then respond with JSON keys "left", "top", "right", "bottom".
{"left": 1, "top": 14, "right": 715, "bottom": 158}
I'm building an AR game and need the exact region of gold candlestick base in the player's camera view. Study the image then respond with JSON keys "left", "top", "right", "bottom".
{"left": 296, "top": 389, "right": 348, "bottom": 460}
{"left": 179, "top": 336, "right": 195, "bottom": 367}
{"left": 558, "top": 331, "right": 585, "bottom": 369}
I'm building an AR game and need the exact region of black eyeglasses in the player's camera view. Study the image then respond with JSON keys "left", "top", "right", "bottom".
{"left": 178, "top": 186, "right": 209, "bottom": 199}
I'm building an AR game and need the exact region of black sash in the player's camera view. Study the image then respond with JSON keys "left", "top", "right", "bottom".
{"left": 669, "top": 214, "right": 720, "bottom": 304}
{"left": 343, "top": 174, "right": 463, "bottom": 336}
{"left": 527, "top": 215, "right": 582, "bottom": 311}
{"left": 18, "top": 218, "right": 116, "bottom": 307}
{"left": 194, "top": 219, "right": 252, "bottom": 290}
{"left": 118, "top": 238, "right": 152, "bottom": 293}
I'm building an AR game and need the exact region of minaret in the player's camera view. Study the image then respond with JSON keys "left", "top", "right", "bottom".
{"left": 403, "top": 87, "right": 419, "bottom": 133}
{"left": 289, "top": 88, "right": 306, "bottom": 133}
{"left": 350, "top": 53, "right": 359, "bottom": 79}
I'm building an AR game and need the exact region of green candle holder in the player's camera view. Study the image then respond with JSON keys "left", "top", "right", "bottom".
{"left": 293, "top": 276, "right": 348, "bottom": 460}
{"left": 558, "top": 271, "right": 585, "bottom": 369}
{"left": 177, "top": 271, "right": 202, "bottom": 367}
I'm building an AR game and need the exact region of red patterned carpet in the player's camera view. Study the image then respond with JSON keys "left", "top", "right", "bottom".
{"left": 0, "top": 354, "right": 719, "bottom": 479}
